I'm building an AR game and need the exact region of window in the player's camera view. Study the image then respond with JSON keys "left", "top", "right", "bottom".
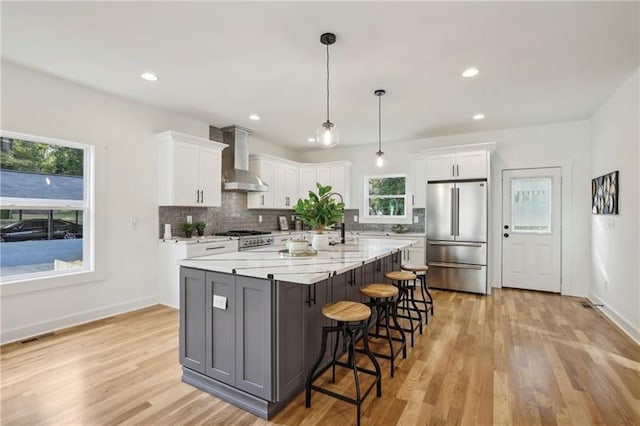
{"left": 0, "top": 131, "right": 93, "bottom": 282}
{"left": 362, "top": 174, "right": 411, "bottom": 224}
{"left": 510, "top": 177, "right": 552, "bottom": 233}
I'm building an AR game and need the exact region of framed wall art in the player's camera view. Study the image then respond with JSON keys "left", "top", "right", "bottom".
{"left": 278, "top": 215, "right": 289, "bottom": 230}
{"left": 592, "top": 170, "right": 619, "bottom": 215}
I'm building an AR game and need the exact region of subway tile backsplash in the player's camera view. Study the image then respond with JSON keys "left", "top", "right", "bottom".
{"left": 159, "top": 192, "right": 425, "bottom": 237}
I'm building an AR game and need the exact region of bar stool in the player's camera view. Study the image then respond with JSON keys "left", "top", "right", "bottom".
{"left": 359, "top": 283, "right": 406, "bottom": 377}
{"left": 401, "top": 263, "right": 434, "bottom": 323}
{"left": 385, "top": 270, "right": 421, "bottom": 347}
{"left": 305, "top": 301, "right": 382, "bottom": 426}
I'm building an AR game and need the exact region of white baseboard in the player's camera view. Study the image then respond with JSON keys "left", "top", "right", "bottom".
{"left": 589, "top": 292, "right": 640, "bottom": 345}
{"left": 0, "top": 296, "right": 158, "bottom": 345}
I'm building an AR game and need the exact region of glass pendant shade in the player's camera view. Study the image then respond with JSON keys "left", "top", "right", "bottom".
{"left": 316, "top": 120, "right": 339, "bottom": 148}
{"left": 375, "top": 150, "right": 387, "bottom": 168}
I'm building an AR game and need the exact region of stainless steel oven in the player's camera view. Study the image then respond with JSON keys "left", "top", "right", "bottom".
{"left": 215, "top": 230, "right": 273, "bottom": 251}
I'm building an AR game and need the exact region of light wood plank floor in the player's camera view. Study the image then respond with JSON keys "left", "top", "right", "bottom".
{"left": 2, "top": 289, "right": 639, "bottom": 425}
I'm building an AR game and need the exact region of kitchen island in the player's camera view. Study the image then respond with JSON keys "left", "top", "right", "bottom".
{"left": 178, "top": 238, "right": 415, "bottom": 419}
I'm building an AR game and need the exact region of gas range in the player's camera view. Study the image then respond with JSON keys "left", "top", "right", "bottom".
{"left": 214, "top": 230, "right": 273, "bottom": 251}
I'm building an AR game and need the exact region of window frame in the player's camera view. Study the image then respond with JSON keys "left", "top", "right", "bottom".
{"left": 0, "top": 130, "right": 96, "bottom": 288}
{"left": 362, "top": 173, "right": 412, "bottom": 224}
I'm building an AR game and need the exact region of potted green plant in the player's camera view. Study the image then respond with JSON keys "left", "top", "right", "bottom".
{"left": 293, "top": 182, "right": 344, "bottom": 250}
{"left": 181, "top": 223, "right": 194, "bottom": 238}
{"left": 194, "top": 222, "right": 206, "bottom": 237}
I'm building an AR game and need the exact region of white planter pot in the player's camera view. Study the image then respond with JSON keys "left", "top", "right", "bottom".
{"left": 311, "top": 233, "right": 329, "bottom": 251}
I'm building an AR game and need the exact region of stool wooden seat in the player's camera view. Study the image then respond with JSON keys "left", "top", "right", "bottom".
{"left": 322, "top": 301, "right": 371, "bottom": 322}
{"left": 401, "top": 263, "right": 428, "bottom": 272}
{"left": 359, "top": 283, "right": 406, "bottom": 377}
{"left": 306, "top": 301, "right": 381, "bottom": 426}
{"left": 401, "top": 264, "right": 434, "bottom": 321}
{"left": 385, "top": 270, "right": 416, "bottom": 281}
{"left": 360, "top": 283, "right": 399, "bottom": 298}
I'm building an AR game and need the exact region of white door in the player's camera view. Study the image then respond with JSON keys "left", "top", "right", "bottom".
{"left": 502, "top": 168, "right": 562, "bottom": 293}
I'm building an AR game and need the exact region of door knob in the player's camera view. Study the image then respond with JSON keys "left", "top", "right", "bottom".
{"left": 503, "top": 233, "right": 509, "bottom": 238}
{"left": 504, "top": 225, "right": 509, "bottom": 230}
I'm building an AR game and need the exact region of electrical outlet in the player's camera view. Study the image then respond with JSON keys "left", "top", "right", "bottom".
{"left": 413, "top": 215, "right": 419, "bottom": 224}
{"left": 186, "top": 215, "right": 192, "bottom": 224}
{"left": 258, "top": 215, "right": 263, "bottom": 223}
{"left": 353, "top": 215, "right": 358, "bottom": 222}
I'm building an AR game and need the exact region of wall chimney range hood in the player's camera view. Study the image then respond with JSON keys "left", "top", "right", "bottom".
{"left": 214, "top": 125, "right": 269, "bottom": 192}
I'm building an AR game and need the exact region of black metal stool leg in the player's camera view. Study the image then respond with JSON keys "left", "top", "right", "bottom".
{"left": 360, "top": 322, "right": 382, "bottom": 397}
{"left": 331, "top": 324, "right": 340, "bottom": 383}
{"left": 408, "top": 286, "right": 423, "bottom": 334}
{"left": 306, "top": 327, "right": 329, "bottom": 407}
{"left": 391, "top": 297, "right": 407, "bottom": 358}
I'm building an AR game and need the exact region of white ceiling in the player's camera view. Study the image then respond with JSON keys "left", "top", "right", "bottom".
{"left": 2, "top": 2, "right": 638, "bottom": 151}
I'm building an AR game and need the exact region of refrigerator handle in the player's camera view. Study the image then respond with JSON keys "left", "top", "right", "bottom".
{"left": 455, "top": 187, "right": 460, "bottom": 236}
{"left": 450, "top": 187, "right": 455, "bottom": 236}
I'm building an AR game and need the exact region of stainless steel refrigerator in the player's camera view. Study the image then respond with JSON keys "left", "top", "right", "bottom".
{"left": 426, "top": 180, "right": 487, "bottom": 294}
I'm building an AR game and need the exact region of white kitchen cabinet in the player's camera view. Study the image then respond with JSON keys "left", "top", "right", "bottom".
{"left": 298, "top": 167, "right": 317, "bottom": 202}
{"left": 272, "top": 162, "right": 298, "bottom": 208}
{"left": 410, "top": 156, "right": 427, "bottom": 208}
{"left": 247, "top": 155, "right": 351, "bottom": 209}
{"left": 156, "top": 131, "right": 227, "bottom": 207}
{"left": 247, "top": 157, "right": 275, "bottom": 208}
{"left": 426, "top": 150, "right": 487, "bottom": 181}
{"left": 159, "top": 238, "right": 238, "bottom": 308}
{"left": 317, "top": 162, "right": 352, "bottom": 207}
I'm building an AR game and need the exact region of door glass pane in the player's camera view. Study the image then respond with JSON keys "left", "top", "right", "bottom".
{"left": 511, "top": 178, "right": 552, "bottom": 233}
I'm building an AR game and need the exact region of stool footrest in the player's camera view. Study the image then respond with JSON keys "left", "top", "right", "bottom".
{"left": 310, "top": 376, "right": 378, "bottom": 407}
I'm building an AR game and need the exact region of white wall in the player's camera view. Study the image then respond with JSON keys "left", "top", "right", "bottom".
{"left": 299, "top": 120, "right": 592, "bottom": 297}
{"left": 0, "top": 62, "right": 294, "bottom": 343}
{"left": 589, "top": 69, "right": 639, "bottom": 343}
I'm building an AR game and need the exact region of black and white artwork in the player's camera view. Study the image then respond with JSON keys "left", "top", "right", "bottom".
{"left": 592, "top": 170, "right": 619, "bottom": 215}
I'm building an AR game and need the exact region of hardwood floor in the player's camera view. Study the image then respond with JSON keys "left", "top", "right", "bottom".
{"left": 2, "top": 288, "right": 639, "bottom": 425}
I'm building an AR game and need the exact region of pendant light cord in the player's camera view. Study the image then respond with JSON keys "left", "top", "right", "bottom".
{"left": 378, "top": 93, "right": 382, "bottom": 151}
{"left": 326, "top": 43, "right": 330, "bottom": 122}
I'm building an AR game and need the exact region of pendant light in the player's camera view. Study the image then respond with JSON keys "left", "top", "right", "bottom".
{"left": 374, "top": 89, "right": 387, "bottom": 168}
{"left": 316, "top": 33, "right": 339, "bottom": 148}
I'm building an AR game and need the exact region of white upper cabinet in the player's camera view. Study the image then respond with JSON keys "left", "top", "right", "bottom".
{"left": 298, "top": 167, "right": 317, "bottom": 202}
{"left": 316, "top": 163, "right": 351, "bottom": 207}
{"left": 409, "top": 156, "right": 427, "bottom": 208}
{"left": 272, "top": 161, "right": 298, "bottom": 208}
{"left": 156, "top": 131, "right": 227, "bottom": 207}
{"left": 247, "top": 157, "right": 274, "bottom": 208}
{"left": 248, "top": 155, "right": 351, "bottom": 209}
{"left": 426, "top": 150, "right": 488, "bottom": 181}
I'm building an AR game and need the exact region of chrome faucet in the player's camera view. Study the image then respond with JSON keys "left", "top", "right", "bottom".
{"left": 327, "top": 192, "right": 345, "bottom": 244}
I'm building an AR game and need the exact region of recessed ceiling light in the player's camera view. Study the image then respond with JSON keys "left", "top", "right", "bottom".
{"left": 307, "top": 137, "right": 316, "bottom": 143}
{"left": 462, "top": 67, "right": 479, "bottom": 78}
{"left": 141, "top": 72, "right": 158, "bottom": 81}
{"left": 249, "top": 114, "right": 261, "bottom": 121}
{"left": 473, "top": 113, "right": 485, "bottom": 120}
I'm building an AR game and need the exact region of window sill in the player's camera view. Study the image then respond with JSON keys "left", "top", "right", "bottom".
{"left": 360, "top": 216, "right": 413, "bottom": 225}
{"left": 0, "top": 268, "right": 105, "bottom": 297}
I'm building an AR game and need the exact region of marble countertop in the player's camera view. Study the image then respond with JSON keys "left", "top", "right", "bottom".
{"left": 159, "top": 236, "right": 238, "bottom": 244}
{"left": 179, "top": 238, "right": 416, "bottom": 284}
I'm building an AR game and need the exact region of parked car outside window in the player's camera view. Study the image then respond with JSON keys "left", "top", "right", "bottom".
{"left": 0, "top": 218, "right": 82, "bottom": 242}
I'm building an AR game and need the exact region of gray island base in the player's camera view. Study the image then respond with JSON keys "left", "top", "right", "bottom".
{"left": 178, "top": 239, "right": 415, "bottom": 419}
